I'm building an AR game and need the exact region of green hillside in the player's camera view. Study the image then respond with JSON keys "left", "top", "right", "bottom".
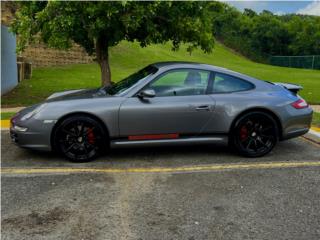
{"left": 2, "top": 41, "right": 319, "bottom": 107}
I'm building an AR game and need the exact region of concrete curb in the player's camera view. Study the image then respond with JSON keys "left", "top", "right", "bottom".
{"left": 1, "top": 107, "right": 25, "bottom": 113}
{"left": 310, "top": 105, "right": 320, "bottom": 113}
{"left": 308, "top": 129, "right": 320, "bottom": 138}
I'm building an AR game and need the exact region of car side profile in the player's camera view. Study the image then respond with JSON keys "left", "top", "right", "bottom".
{"left": 10, "top": 62, "right": 313, "bottom": 162}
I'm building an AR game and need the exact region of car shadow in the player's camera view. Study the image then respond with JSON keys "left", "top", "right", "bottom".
{"left": 2, "top": 129, "right": 319, "bottom": 168}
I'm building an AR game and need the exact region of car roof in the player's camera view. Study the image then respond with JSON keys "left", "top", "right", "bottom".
{"left": 151, "top": 61, "right": 238, "bottom": 74}
{"left": 150, "top": 61, "right": 260, "bottom": 82}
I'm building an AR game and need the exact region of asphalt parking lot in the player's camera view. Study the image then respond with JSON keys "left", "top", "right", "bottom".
{"left": 1, "top": 130, "right": 320, "bottom": 240}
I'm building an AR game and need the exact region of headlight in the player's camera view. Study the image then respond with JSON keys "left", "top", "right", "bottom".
{"left": 21, "top": 104, "right": 47, "bottom": 121}
{"left": 13, "top": 125, "right": 28, "bottom": 132}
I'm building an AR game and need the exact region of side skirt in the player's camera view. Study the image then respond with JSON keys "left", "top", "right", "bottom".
{"left": 110, "top": 135, "right": 229, "bottom": 148}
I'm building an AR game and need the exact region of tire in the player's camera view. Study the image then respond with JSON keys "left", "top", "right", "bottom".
{"left": 53, "top": 115, "right": 107, "bottom": 162}
{"left": 231, "top": 111, "right": 278, "bottom": 157}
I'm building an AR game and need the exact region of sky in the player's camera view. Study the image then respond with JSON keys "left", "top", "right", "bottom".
{"left": 224, "top": 0, "right": 320, "bottom": 16}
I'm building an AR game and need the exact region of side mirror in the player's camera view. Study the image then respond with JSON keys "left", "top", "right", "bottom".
{"left": 138, "top": 89, "right": 156, "bottom": 98}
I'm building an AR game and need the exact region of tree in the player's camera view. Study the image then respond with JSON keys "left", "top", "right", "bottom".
{"left": 11, "top": 1, "right": 214, "bottom": 86}
{"left": 243, "top": 8, "right": 257, "bottom": 18}
{"left": 250, "top": 13, "right": 290, "bottom": 56}
{"left": 287, "top": 15, "right": 320, "bottom": 55}
{"left": 208, "top": 3, "right": 320, "bottom": 62}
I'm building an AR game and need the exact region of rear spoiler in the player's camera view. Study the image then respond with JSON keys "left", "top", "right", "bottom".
{"left": 274, "top": 82, "right": 303, "bottom": 95}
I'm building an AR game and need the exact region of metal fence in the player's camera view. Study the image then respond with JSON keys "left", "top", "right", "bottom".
{"left": 269, "top": 55, "right": 320, "bottom": 70}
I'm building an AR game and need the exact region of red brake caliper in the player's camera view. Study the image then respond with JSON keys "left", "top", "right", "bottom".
{"left": 240, "top": 126, "right": 248, "bottom": 141}
{"left": 87, "top": 128, "right": 95, "bottom": 144}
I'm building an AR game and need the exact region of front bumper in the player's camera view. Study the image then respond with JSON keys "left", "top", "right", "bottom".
{"left": 10, "top": 114, "right": 55, "bottom": 151}
{"left": 10, "top": 128, "right": 52, "bottom": 151}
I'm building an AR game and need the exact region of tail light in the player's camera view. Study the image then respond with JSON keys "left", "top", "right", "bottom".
{"left": 291, "top": 99, "right": 308, "bottom": 109}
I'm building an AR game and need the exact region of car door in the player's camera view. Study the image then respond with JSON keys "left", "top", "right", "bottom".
{"left": 119, "top": 69, "right": 216, "bottom": 137}
{"left": 205, "top": 71, "right": 256, "bottom": 133}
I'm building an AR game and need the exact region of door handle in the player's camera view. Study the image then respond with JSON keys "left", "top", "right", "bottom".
{"left": 195, "top": 105, "right": 210, "bottom": 111}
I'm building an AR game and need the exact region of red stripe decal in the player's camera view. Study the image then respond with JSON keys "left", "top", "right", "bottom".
{"left": 128, "top": 133, "right": 179, "bottom": 141}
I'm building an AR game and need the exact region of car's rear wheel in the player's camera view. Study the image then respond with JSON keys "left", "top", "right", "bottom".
{"left": 54, "top": 115, "right": 106, "bottom": 162}
{"left": 232, "top": 112, "right": 278, "bottom": 157}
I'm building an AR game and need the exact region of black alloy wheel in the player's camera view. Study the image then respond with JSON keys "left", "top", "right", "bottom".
{"left": 54, "top": 115, "right": 106, "bottom": 162}
{"left": 232, "top": 112, "right": 278, "bottom": 157}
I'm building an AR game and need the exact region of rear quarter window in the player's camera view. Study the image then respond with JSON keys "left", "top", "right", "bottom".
{"left": 212, "top": 72, "right": 254, "bottom": 93}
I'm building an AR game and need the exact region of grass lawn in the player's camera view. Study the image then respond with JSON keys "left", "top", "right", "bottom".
{"left": 1, "top": 112, "right": 16, "bottom": 120}
{"left": 1, "top": 41, "right": 320, "bottom": 107}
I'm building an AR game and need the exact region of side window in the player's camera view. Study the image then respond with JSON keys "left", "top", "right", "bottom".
{"left": 213, "top": 73, "right": 254, "bottom": 93}
{"left": 147, "top": 69, "right": 210, "bottom": 97}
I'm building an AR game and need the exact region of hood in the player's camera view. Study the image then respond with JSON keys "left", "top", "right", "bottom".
{"left": 46, "top": 88, "right": 108, "bottom": 102}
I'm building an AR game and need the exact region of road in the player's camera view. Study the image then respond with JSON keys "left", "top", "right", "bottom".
{"left": 1, "top": 130, "right": 320, "bottom": 240}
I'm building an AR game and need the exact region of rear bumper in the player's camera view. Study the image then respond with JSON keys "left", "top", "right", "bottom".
{"left": 281, "top": 107, "right": 313, "bottom": 140}
{"left": 281, "top": 127, "right": 309, "bottom": 140}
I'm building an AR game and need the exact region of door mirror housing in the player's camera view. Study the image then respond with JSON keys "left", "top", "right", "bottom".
{"left": 137, "top": 89, "right": 156, "bottom": 98}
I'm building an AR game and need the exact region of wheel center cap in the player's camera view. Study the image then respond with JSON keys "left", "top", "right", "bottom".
{"left": 252, "top": 132, "right": 257, "bottom": 137}
{"left": 77, "top": 137, "right": 83, "bottom": 143}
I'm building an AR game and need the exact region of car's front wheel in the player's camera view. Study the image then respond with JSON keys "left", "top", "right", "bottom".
{"left": 232, "top": 112, "right": 278, "bottom": 157}
{"left": 53, "top": 115, "right": 107, "bottom": 162}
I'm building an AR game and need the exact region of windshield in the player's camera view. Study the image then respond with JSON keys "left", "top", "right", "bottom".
{"left": 104, "top": 65, "right": 158, "bottom": 95}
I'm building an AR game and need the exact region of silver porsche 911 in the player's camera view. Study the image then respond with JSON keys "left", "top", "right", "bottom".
{"left": 10, "top": 62, "right": 313, "bottom": 162}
